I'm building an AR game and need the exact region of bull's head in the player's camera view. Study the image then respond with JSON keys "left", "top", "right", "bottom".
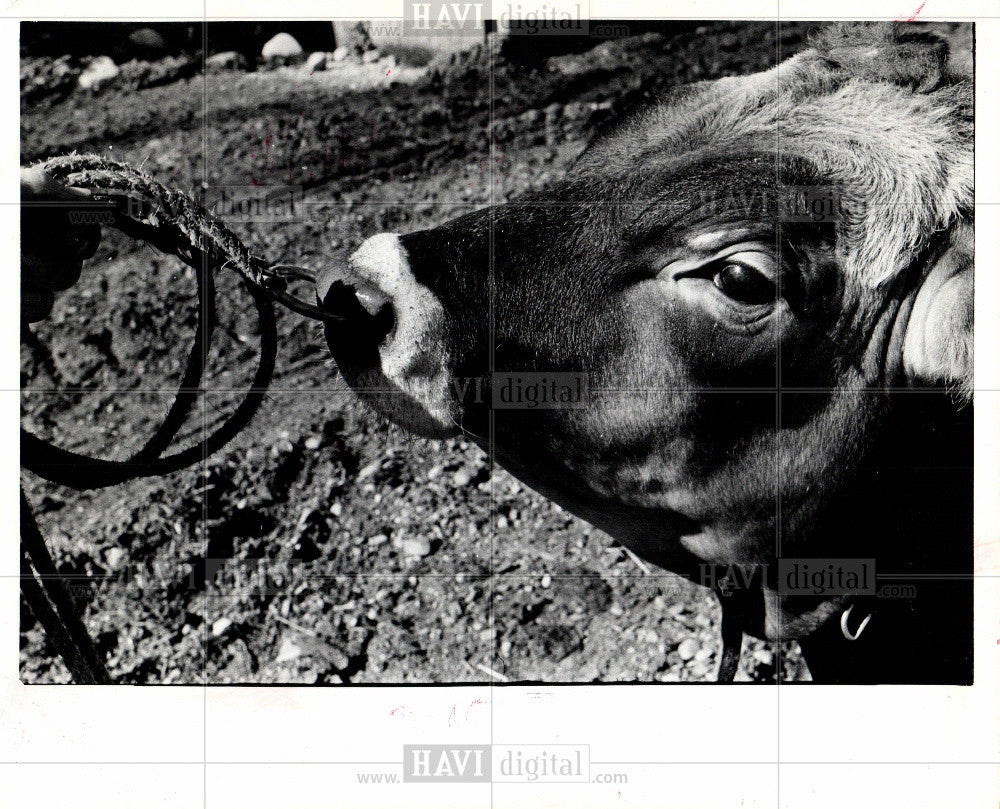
{"left": 317, "top": 23, "right": 973, "bottom": 681}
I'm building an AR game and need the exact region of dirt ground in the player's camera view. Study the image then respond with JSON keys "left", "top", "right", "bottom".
{"left": 20, "top": 23, "right": 819, "bottom": 684}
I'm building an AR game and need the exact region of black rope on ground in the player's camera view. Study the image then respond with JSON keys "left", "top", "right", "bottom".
{"left": 20, "top": 154, "right": 293, "bottom": 682}
{"left": 20, "top": 156, "right": 282, "bottom": 490}
{"left": 20, "top": 490, "right": 112, "bottom": 685}
{"left": 20, "top": 277, "right": 275, "bottom": 490}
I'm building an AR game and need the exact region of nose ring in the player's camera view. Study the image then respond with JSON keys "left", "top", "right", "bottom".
{"left": 840, "top": 605, "right": 873, "bottom": 641}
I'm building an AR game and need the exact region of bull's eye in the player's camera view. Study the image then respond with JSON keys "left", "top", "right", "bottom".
{"left": 711, "top": 261, "right": 777, "bottom": 306}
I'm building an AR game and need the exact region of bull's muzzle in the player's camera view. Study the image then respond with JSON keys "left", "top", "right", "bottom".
{"left": 315, "top": 233, "right": 459, "bottom": 437}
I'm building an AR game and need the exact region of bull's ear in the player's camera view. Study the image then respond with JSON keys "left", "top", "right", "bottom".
{"left": 902, "top": 222, "right": 973, "bottom": 401}
{"left": 812, "top": 22, "right": 951, "bottom": 92}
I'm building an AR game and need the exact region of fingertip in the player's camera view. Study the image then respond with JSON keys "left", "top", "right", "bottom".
{"left": 64, "top": 185, "right": 93, "bottom": 199}
{"left": 20, "top": 166, "right": 91, "bottom": 200}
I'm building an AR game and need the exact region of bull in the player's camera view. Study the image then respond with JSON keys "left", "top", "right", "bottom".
{"left": 316, "top": 23, "right": 974, "bottom": 683}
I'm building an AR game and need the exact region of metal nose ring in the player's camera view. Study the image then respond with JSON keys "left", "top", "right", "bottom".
{"left": 840, "top": 605, "right": 873, "bottom": 641}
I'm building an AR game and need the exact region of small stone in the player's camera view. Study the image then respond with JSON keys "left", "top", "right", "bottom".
{"left": 361, "top": 49, "right": 382, "bottom": 64}
{"left": 694, "top": 646, "right": 713, "bottom": 662}
{"left": 689, "top": 661, "right": 711, "bottom": 678}
{"left": 400, "top": 536, "right": 431, "bottom": 558}
{"left": 453, "top": 467, "right": 473, "bottom": 487}
{"left": 356, "top": 460, "right": 381, "bottom": 481}
{"left": 211, "top": 617, "right": 233, "bottom": 637}
{"left": 304, "top": 435, "right": 322, "bottom": 450}
{"left": 276, "top": 637, "right": 303, "bottom": 663}
{"left": 206, "top": 51, "right": 247, "bottom": 72}
{"left": 305, "top": 51, "right": 328, "bottom": 72}
{"left": 677, "top": 638, "right": 700, "bottom": 661}
{"left": 330, "top": 502, "right": 343, "bottom": 517}
{"left": 262, "top": 33, "right": 303, "bottom": 61}
{"left": 519, "top": 109, "right": 543, "bottom": 127}
{"left": 496, "top": 515, "right": 508, "bottom": 530}
{"left": 332, "top": 46, "right": 351, "bottom": 62}
{"left": 128, "top": 27, "right": 166, "bottom": 53}
{"left": 78, "top": 56, "right": 119, "bottom": 91}
{"left": 540, "top": 574, "right": 552, "bottom": 589}
{"left": 104, "top": 547, "right": 127, "bottom": 570}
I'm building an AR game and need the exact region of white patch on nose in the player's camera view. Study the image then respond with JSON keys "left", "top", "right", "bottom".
{"left": 347, "top": 233, "right": 458, "bottom": 436}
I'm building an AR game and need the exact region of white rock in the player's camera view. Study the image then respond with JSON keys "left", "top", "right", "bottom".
{"left": 689, "top": 661, "right": 711, "bottom": 678}
{"left": 332, "top": 46, "right": 351, "bottom": 62}
{"left": 276, "top": 636, "right": 303, "bottom": 663}
{"left": 677, "top": 638, "right": 700, "bottom": 661}
{"left": 104, "top": 547, "right": 127, "bottom": 570}
{"left": 78, "top": 56, "right": 119, "bottom": 91}
{"left": 262, "top": 33, "right": 303, "bottom": 61}
{"left": 305, "top": 51, "right": 328, "bottom": 72}
{"left": 400, "top": 536, "right": 431, "bottom": 558}
{"left": 128, "top": 27, "right": 166, "bottom": 52}
{"left": 361, "top": 48, "right": 382, "bottom": 64}
{"left": 206, "top": 51, "right": 247, "bottom": 72}
{"left": 211, "top": 617, "right": 233, "bottom": 637}
{"left": 356, "top": 460, "right": 381, "bottom": 481}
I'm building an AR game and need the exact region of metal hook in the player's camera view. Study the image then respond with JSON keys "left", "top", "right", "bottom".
{"left": 259, "top": 263, "right": 345, "bottom": 323}
{"left": 840, "top": 605, "right": 872, "bottom": 641}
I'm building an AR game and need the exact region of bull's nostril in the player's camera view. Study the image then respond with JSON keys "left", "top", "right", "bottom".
{"left": 322, "top": 279, "right": 396, "bottom": 345}
{"left": 347, "top": 277, "right": 389, "bottom": 318}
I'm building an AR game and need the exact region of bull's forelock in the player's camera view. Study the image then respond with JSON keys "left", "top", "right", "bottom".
{"left": 810, "top": 22, "right": 952, "bottom": 91}
{"left": 580, "top": 22, "right": 972, "bottom": 292}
